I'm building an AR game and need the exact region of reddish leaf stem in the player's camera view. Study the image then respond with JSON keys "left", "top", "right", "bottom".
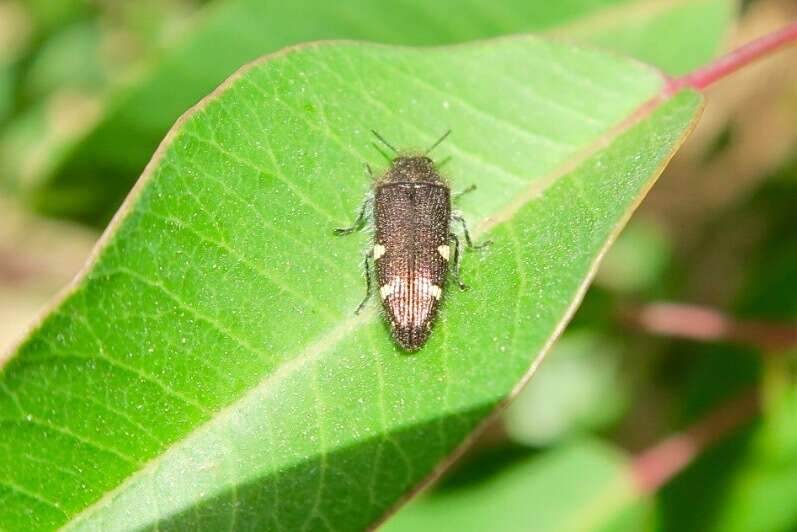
{"left": 666, "top": 20, "right": 797, "bottom": 95}
{"left": 631, "top": 391, "right": 758, "bottom": 493}
{"left": 621, "top": 301, "right": 797, "bottom": 353}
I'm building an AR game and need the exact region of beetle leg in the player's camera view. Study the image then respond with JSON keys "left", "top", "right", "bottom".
{"left": 451, "top": 213, "right": 492, "bottom": 250}
{"left": 452, "top": 184, "right": 476, "bottom": 201}
{"left": 334, "top": 194, "right": 372, "bottom": 235}
{"left": 449, "top": 232, "right": 468, "bottom": 290}
{"left": 354, "top": 251, "right": 373, "bottom": 314}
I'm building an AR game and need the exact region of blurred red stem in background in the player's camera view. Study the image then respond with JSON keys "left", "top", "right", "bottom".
{"left": 0, "top": 249, "right": 41, "bottom": 284}
{"left": 666, "top": 20, "right": 797, "bottom": 95}
{"left": 621, "top": 301, "right": 797, "bottom": 353}
{"left": 632, "top": 391, "right": 758, "bottom": 493}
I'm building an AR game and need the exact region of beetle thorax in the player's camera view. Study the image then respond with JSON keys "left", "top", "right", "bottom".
{"left": 383, "top": 156, "right": 443, "bottom": 183}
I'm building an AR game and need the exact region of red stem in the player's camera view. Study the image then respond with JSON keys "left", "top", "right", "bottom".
{"left": 631, "top": 391, "right": 758, "bottom": 493}
{"left": 666, "top": 20, "right": 797, "bottom": 95}
{"left": 621, "top": 301, "right": 797, "bottom": 353}
{"left": 623, "top": 20, "right": 797, "bottom": 498}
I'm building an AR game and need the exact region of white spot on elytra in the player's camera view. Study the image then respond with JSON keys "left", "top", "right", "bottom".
{"left": 416, "top": 277, "right": 442, "bottom": 300}
{"left": 380, "top": 276, "right": 402, "bottom": 299}
{"left": 380, "top": 284, "right": 392, "bottom": 299}
{"left": 430, "top": 285, "right": 442, "bottom": 300}
{"left": 379, "top": 276, "right": 443, "bottom": 300}
{"left": 437, "top": 245, "right": 450, "bottom": 261}
{"left": 373, "top": 244, "right": 386, "bottom": 260}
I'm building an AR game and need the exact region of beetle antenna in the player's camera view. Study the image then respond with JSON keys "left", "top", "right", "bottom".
{"left": 436, "top": 155, "right": 453, "bottom": 169}
{"left": 425, "top": 129, "right": 451, "bottom": 155}
{"left": 371, "top": 130, "right": 399, "bottom": 154}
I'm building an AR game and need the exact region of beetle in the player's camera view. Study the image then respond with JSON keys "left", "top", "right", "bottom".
{"left": 334, "top": 130, "right": 488, "bottom": 351}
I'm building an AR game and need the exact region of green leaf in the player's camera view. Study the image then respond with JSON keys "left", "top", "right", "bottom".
{"left": 503, "top": 330, "right": 628, "bottom": 445}
{"left": 569, "top": 0, "right": 735, "bottom": 76}
{"left": 385, "top": 440, "right": 651, "bottom": 532}
{"left": 595, "top": 219, "right": 672, "bottom": 294}
{"left": 0, "top": 37, "right": 701, "bottom": 530}
{"left": 7, "top": 0, "right": 732, "bottom": 224}
{"left": 0, "top": 66, "right": 12, "bottom": 124}
{"left": 710, "top": 383, "right": 797, "bottom": 532}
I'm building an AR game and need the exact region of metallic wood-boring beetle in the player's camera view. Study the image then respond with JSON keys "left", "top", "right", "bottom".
{"left": 335, "top": 130, "right": 488, "bottom": 351}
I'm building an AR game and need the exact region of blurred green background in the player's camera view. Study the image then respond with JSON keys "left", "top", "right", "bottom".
{"left": 1, "top": 0, "right": 796, "bottom": 530}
